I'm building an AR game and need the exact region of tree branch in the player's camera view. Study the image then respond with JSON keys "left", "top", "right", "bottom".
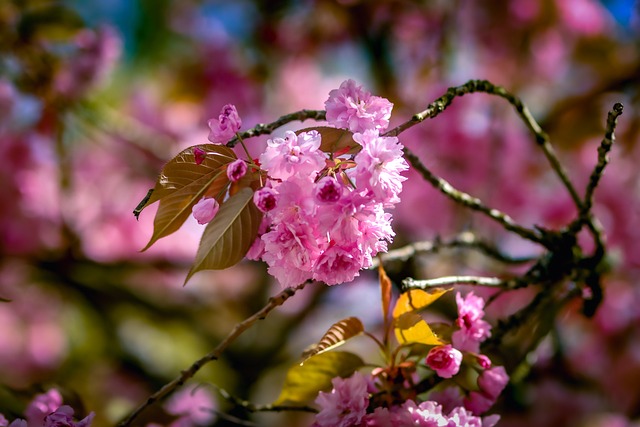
{"left": 403, "top": 147, "right": 545, "bottom": 245}
{"left": 210, "top": 383, "right": 318, "bottom": 414}
{"left": 402, "top": 275, "right": 513, "bottom": 290}
{"left": 579, "top": 103, "right": 624, "bottom": 224}
{"left": 371, "top": 231, "right": 535, "bottom": 268}
{"left": 384, "top": 80, "right": 583, "bottom": 211}
{"left": 226, "top": 110, "right": 326, "bottom": 147}
{"left": 117, "top": 281, "right": 309, "bottom": 427}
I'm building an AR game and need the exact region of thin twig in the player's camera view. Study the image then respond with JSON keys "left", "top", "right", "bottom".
{"left": 210, "top": 383, "right": 318, "bottom": 414}
{"left": 402, "top": 276, "right": 512, "bottom": 290}
{"left": 403, "top": 147, "right": 545, "bottom": 245}
{"left": 384, "top": 80, "right": 583, "bottom": 211}
{"left": 581, "top": 103, "right": 624, "bottom": 222}
{"left": 226, "top": 110, "right": 326, "bottom": 147}
{"left": 118, "top": 282, "right": 309, "bottom": 427}
{"left": 371, "top": 231, "right": 536, "bottom": 268}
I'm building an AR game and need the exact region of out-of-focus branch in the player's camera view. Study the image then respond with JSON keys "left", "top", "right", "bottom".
{"left": 402, "top": 276, "right": 511, "bottom": 290}
{"left": 371, "top": 231, "right": 535, "bottom": 268}
{"left": 403, "top": 147, "right": 545, "bottom": 245}
{"left": 210, "top": 383, "right": 318, "bottom": 414}
{"left": 118, "top": 281, "right": 309, "bottom": 427}
{"left": 384, "top": 80, "right": 583, "bottom": 211}
{"left": 226, "top": 110, "right": 326, "bottom": 147}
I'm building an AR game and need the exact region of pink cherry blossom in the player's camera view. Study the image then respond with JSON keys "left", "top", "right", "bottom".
{"left": 476, "top": 354, "right": 492, "bottom": 369}
{"left": 314, "top": 372, "right": 369, "bottom": 427}
{"left": 325, "top": 79, "right": 393, "bottom": 132}
{"left": 452, "top": 292, "right": 492, "bottom": 353}
{"left": 393, "top": 399, "right": 449, "bottom": 426}
{"left": 43, "top": 406, "right": 94, "bottom": 427}
{"left": 259, "top": 130, "right": 325, "bottom": 180}
{"left": 207, "top": 104, "right": 241, "bottom": 143}
{"left": 226, "top": 159, "right": 247, "bottom": 182}
{"left": 312, "top": 244, "right": 364, "bottom": 285}
{"left": 253, "top": 187, "right": 278, "bottom": 212}
{"left": 192, "top": 197, "right": 219, "bottom": 225}
{"left": 353, "top": 130, "right": 408, "bottom": 207}
{"left": 477, "top": 366, "right": 508, "bottom": 400}
{"left": 25, "top": 389, "right": 63, "bottom": 427}
{"left": 448, "top": 406, "right": 499, "bottom": 427}
{"left": 314, "top": 176, "right": 343, "bottom": 203}
{"left": 164, "top": 385, "right": 217, "bottom": 427}
{"left": 464, "top": 392, "right": 495, "bottom": 416}
{"left": 428, "top": 387, "right": 465, "bottom": 414}
{"left": 426, "top": 344, "right": 463, "bottom": 378}
{"left": 463, "top": 366, "right": 509, "bottom": 415}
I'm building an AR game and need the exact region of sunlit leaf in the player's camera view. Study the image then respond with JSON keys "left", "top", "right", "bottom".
{"left": 185, "top": 188, "right": 262, "bottom": 283}
{"left": 274, "top": 351, "right": 365, "bottom": 406}
{"left": 301, "top": 317, "right": 364, "bottom": 361}
{"left": 144, "top": 144, "right": 236, "bottom": 207}
{"left": 392, "top": 288, "right": 448, "bottom": 346}
{"left": 392, "top": 288, "right": 449, "bottom": 319}
{"left": 296, "top": 126, "right": 359, "bottom": 156}
{"left": 140, "top": 145, "right": 237, "bottom": 250}
{"left": 394, "top": 312, "right": 443, "bottom": 346}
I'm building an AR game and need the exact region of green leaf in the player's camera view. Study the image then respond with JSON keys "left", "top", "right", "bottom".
{"left": 274, "top": 351, "right": 365, "bottom": 406}
{"left": 301, "top": 317, "right": 364, "bottom": 362}
{"left": 296, "top": 127, "right": 359, "bottom": 156}
{"left": 140, "top": 145, "right": 237, "bottom": 250}
{"left": 185, "top": 188, "right": 262, "bottom": 283}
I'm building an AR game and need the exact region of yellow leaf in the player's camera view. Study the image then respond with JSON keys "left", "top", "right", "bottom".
{"left": 394, "top": 312, "right": 443, "bottom": 346}
{"left": 392, "top": 288, "right": 449, "bottom": 319}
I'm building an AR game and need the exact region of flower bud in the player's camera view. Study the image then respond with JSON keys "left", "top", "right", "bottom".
{"left": 426, "top": 344, "right": 463, "bottom": 378}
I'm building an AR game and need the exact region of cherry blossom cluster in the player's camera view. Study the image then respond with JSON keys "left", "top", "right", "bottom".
{"left": 198, "top": 80, "right": 408, "bottom": 287}
{"left": 425, "top": 292, "right": 494, "bottom": 379}
{"left": 0, "top": 389, "right": 94, "bottom": 427}
{"left": 312, "top": 292, "right": 508, "bottom": 426}
{"left": 312, "top": 371, "right": 501, "bottom": 427}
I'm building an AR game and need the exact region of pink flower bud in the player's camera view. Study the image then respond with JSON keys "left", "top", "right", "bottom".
{"left": 314, "top": 176, "right": 342, "bottom": 203}
{"left": 464, "top": 391, "right": 494, "bottom": 415}
{"left": 476, "top": 354, "right": 492, "bottom": 369}
{"left": 426, "top": 344, "right": 463, "bottom": 378}
{"left": 192, "top": 197, "right": 220, "bottom": 225}
{"left": 207, "top": 104, "right": 241, "bottom": 143}
{"left": 192, "top": 147, "right": 206, "bottom": 165}
{"left": 253, "top": 187, "right": 277, "bottom": 212}
{"left": 226, "top": 159, "right": 248, "bottom": 182}
{"left": 477, "top": 366, "right": 508, "bottom": 400}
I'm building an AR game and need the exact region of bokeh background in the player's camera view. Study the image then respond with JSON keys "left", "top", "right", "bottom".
{"left": 1, "top": 0, "right": 640, "bottom": 426}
